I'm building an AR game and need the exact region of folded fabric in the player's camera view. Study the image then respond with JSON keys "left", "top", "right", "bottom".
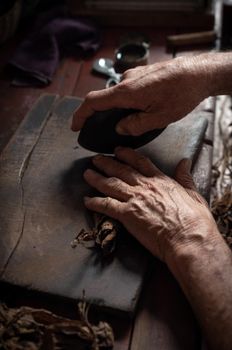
{"left": 9, "top": 7, "right": 101, "bottom": 86}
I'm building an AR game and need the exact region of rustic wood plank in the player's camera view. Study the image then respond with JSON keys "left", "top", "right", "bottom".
{"left": 45, "top": 57, "right": 82, "bottom": 97}
{"left": 194, "top": 100, "right": 215, "bottom": 145}
{"left": 131, "top": 260, "right": 200, "bottom": 350}
{"left": 192, "top": 138, "right": 213, "bottom": 202}
{"left": 0, "top": 95, "right": 148, "bottom": 315}
{"left": 0, "top": 93, "right": 58, "bottom": 273}
{"left": 139, "top": 112, "right": 208, "bottom": 177}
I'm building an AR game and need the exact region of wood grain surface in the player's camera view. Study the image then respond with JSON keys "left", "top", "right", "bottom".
{"left": 0, "top": 95, "right": 149, "bottom": 314}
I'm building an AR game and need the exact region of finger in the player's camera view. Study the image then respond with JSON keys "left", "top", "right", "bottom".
{"left": 116, "top": 111, "right": 165, "bottom": 136}
{"left": 92, "top": 155, "right": 140, "bottom": 185}
{"left": 84, "top": 196, "right": 125, "bottom": 220}
{"left": 174, "top": 158, "right": 196, "bottom": 190}
{"left": 121, "top": 66, "right": 147, "bottom": 80}
{"left": 115, "top": 147, "right": 161, "bottom": 177}
{"left": 84, "top": 169, "right": 133, "bottom": 201}
{"left": 121, "top": 62, "right": 168, "bottom": 81}
{"left": 71, "top": 86, "right": 131, "bottom": 131}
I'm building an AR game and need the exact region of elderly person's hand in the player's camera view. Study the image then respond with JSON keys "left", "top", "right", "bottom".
{"left": 72, "top": 52, "right": 232, "bottom": 136}
{"left": 72, "top": 55, "right": 209, "bottom": 135}
{"left": 83, "top": 147, "right": 216, "bottom": 262}
{"left": 83, "top": 148, "right": 232, "bottom": 350}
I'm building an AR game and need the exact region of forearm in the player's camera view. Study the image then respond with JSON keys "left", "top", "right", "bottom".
{"left": 194, "top": 52, "right": 232, "bottom": 97}
{"left": 166, "top": 225, "right": 232, "bottom": 350}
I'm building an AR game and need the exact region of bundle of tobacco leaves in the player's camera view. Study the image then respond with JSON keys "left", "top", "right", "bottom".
{"left": 211, "top": 189, "right": 232, "bottom": 249}
{"left": 0, "top": 298, "right": 114, "bottom": 350}
{"left": 211, "top": 96, "right": 232, "bottom": 249}
{"left": 71, "top": 213, "right": 121, "bottom": 256}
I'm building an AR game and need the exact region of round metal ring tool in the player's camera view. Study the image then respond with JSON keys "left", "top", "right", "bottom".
{"left": 115, "top": 42, "right": 149, "bottom": 72}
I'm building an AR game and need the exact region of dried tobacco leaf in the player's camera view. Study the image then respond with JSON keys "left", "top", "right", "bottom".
{"left": 0, "top": 298, "right": 114, "bottom": 350}
{"left": 71, "top": 213, "right": 121, "bottom": 256}
{"left": 210, "top": 95, "right": 232, "bottom": 249}
{"left": 94, "top": 214, "right": 119, "bottom": 256}
{"left": 211, "top": 189, "right": 232, "bottom": 249}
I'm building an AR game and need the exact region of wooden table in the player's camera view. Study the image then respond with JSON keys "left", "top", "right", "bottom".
{"left": 0, "top": 25, "right": 215, "bottom": 350}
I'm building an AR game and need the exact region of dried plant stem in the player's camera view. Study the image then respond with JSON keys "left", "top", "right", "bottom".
{"left": 0, "top": 298, "right": 114, "bottom": 350}
{"left": 211, "top": 96, "right": 232, "bottom": 249}
{"left": 71, "top": 213, "right": 120, "bottom": 256}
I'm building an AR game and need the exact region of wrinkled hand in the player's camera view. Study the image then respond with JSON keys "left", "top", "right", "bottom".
{"left": 72, "top": 55, "right": 209, "bottom": 136}
{"left": 83, "top": 147, "right": 216, "bottom": 262}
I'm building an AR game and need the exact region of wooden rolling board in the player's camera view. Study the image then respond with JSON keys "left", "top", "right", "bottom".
{"left": 0, "top": 94, "right": 148, "bottom": 315}
{"left": 139, "top": 110, "right": 208, "bottom": 177}
{"left": 0, "top": 94, "right": 207, "bottom": 314}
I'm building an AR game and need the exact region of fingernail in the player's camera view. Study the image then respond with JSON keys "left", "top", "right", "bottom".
{"left": 116, "top": 124, "right": 129, "bottom": 135}
{"left": 93, "top": 154, "right": 103, "bottom": 163}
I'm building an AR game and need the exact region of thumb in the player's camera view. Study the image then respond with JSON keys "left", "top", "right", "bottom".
{"left": 175, "top": 159, "right": 208, "bottom": 206}
{"left": 116, "top": 111, "right": 159, "bottom": 136}
{"left": 174, "top": 158, "right": 196, "bottom": 190}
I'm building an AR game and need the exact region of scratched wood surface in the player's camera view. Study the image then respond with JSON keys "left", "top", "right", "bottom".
{"left": 0, "top": 94, "right": 149, "bottom": 315}
{"left": 0, "top": 94, "right": 58, "bottom": 272}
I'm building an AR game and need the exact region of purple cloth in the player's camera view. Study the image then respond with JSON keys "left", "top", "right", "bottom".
{"left": 9, "top": 9, "right": 101, "bottom": 86}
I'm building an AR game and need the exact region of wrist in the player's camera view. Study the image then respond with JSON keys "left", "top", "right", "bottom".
{"left": 164, "top": 218, "right": 232, "bottom": 350}
{"left": 163, "top": 218, "right": 222, "bottom": 270}
{"left": 177, "top": 54, "right": 211, "bottom": 101}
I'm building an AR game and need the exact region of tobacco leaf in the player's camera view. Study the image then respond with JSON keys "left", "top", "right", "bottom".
{"left": 211, "top": 189, "right": 232, "bottom": 249}
{"left": 71, "top": 213, "right": 121, "bottom": 256}
{"left": 210, "top": 96, "right": 232, "bottom": 249}
{"left": 0, "top": 298, "right": 114, "bottom": 350}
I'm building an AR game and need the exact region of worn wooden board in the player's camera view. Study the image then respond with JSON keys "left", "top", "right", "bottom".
{"left": 139, "top": 112, "right": 208, "bottom": 177}
{"left": 0, "top": 94, "right": 207, "bottom": 314}
{"left": 0, "top": 94, "right": 148, "bottom": 315}
{"left": 131, "top": 260, "right": 200, "bottom": 350}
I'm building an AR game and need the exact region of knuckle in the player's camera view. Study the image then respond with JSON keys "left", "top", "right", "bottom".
{"left": 102, "top": 196, "right": 111, "bottom": 211}
{"left": 85, "top": 91, "right": 96, "bottom": 102}
{"left": 107, "top": 177, "right": 121, "bottom": 189}
{"left": 121, "top": 73, "right": 129, "bottom": 81}
{"left": 116, "top": 80, "right": 128, "bottom": 91}
{"left": 121, "top": 68, "right": 134, "bottom": 80}
{"left": 127, "top": 197, "right": 143, "bottom": 214}
{"left": 116, "top": 79, "right": 133, "bottom": 92}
